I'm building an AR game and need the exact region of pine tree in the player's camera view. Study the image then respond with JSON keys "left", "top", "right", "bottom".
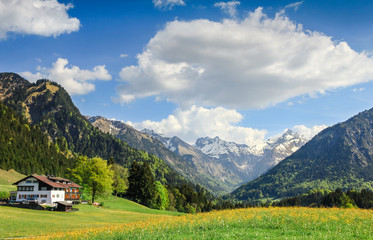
{"left": 127, "top": 161, "right": 156, "bottom": 207}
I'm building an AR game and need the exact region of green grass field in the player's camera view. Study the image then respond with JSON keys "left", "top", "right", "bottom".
{"left": 40, "top": 207, "right": 373, "bottom": 240}
{"left": 2, "top": 169, "right": 372, "bottom": 240}
{"left": 0, "top": 169, "right": 25, "bottom": 192}
{"left": 0, "top": 196, "right": 182, "bottom": 238}
{"left": 0, "top": 169, "right": 182, "bottom": 238}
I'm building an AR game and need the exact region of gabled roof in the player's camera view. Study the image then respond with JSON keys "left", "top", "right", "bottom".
{"left": 13, "top": 175, "right": 81, "bottom": 188}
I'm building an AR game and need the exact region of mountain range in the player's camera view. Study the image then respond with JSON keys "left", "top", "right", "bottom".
{"left": 0, "top": 73, "right": 191, "bottom": 187}
{"left": 89, "top": 116, "right": 242, "bottom": 195}
{"left": 89, "top": 116, "right": 308, "bottom": 194}
{"left": 2, "top": 72, "right": 373, "bottom": 202}
{"left": 230, "top": 107, "right": 373, "bottom": 201}
{"left": 195, "top": 130, "right": 308, "bottom": 181}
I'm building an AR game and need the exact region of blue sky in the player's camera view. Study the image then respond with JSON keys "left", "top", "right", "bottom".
{"left": 1, "top": 0, "right": 373, "bottom": 145}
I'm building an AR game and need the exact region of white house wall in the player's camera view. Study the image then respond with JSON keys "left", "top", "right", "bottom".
{"left": 15, "top": 177, "right": 65, "bottom": 205}
{"left": 16, "top": 190, "right": 65, "bottom": 204}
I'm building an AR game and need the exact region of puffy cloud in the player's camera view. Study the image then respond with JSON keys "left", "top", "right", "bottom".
{"left": 214, "top": 1, "right": 240, "bottom": 18}
{"left": 117, "top": 7, "right": 373, "bottom": 109}
{"left": 152, "top": 0, "right": 185, "bottom": 10}
{"left": 20, "top": 58, "right": 112, "bottom": 95}
{"left": 292, "top": 124, "right": 328, "bottom": 139}
{"left": 0, "top": 0, "right": 80, "bottom": 39}
{"left": 128, "top": 105, "right": 267, "bottom": 146}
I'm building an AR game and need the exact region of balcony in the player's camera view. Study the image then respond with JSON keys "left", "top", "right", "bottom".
{"left": 64, "top": 193, "right": 81, "bottom": 200}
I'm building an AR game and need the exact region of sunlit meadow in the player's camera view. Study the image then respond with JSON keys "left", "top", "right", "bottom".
{"left": 36, "top": 207, "right": 373, "bottom": 240}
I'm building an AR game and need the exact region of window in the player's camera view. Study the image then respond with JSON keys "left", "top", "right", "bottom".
{"left": 57, "top": 194, "right": 59, "bottom": 198}
{"left": 41, "top": 187, "right": 47, "bottom": 190}
{"left": 52, "top": 195, "right": 55, "bottom": 198}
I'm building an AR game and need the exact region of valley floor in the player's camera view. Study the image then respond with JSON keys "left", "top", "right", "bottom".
{"left": 7, "top": 207, "right": 372, "bottom": 240}
{"left": 0, "top": 197, "right": 182, "bottom": 239}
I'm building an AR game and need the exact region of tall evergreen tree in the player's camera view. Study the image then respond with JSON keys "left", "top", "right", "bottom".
{"left": 127, "top": 161, "right": 156, "bottom": 207}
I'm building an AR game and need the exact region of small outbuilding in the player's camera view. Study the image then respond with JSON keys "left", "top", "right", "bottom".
{"left": 56, "top": 201, "right": 73, "bottom": 212}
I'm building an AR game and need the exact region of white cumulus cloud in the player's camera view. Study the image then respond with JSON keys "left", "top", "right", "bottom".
{"left": 292, "top": 124, "right": 328, "bottom": 139}
{"left": 117, "top": 7, "right": 373, "bottom": 109}
{"left": 21, "top": 58, "right": 112, "bottom": 95}
{"left": 214, "top": 1, "right": 240, "bottom": 18}
{"left": 0, "top": 0, "right": 80, "bottom": 39}
{"left": 152, "top": 0, "right": 185, "bottom": 10}
{"left": 128, "top": 105, "right": 267, "bottom": 146}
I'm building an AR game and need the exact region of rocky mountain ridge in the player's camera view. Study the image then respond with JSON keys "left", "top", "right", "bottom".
{"left": 0, "top": 72, "right": 192, "bottom": 188}
{"left": 89, "top": 116, "right": 243, "bottom": 195}
{"left": 148, "top": 129, "right": 309, "bottom": 184}
{"left": 195, "top": 130, "right": 308, "bottom": 179}
{"left": 229, "top": 107, "right": 373, "bottom": 201}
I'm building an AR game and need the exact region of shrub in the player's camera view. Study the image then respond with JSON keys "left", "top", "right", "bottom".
{"left": 0, "top": 191, "right": 10, "bottom": 199}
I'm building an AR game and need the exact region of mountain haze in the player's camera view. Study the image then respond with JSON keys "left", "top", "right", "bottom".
{"left": 230, "top": 107, "right": 373, "bottom": 201}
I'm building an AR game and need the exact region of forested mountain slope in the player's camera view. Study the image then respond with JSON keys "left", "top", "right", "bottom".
{"left": 88, "top": 116, "right": 237, "bottom": 195}
{"left": 0, "top": 73, "right": 190, "bottom": 186}
{"left": 230, "top": 107, "right": 373, "bottom": 201}
{"left": 0, "top": 102, "right": 73, "bottom": 176}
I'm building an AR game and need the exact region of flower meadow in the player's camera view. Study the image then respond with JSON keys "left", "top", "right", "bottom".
{"left": 37, "top": 207, "right": 373, "bottom": 240}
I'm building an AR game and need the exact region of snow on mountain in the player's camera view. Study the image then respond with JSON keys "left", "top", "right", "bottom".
{"left": 142, "top": 127, "right": 310, "bottom": 185}
{"left": 194, "top": 129, "right": 309, "bottom": 180}
{"left": 196, "top": 130, "right": 306, "bottom": 160}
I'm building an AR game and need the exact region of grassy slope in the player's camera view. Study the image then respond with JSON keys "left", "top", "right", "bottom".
{"left": 42, "top": 207, "right": 373, "bottom": 240}
{"left": 0, "top": 196, "right": 182, "bottom": 238}
{"left": 0, "top": 168, "right": 25, "bottom": 192}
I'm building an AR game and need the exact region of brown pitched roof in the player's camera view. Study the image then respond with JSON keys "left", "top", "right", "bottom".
{"left": 13, "top": 175, "right": 81, "bottom": 188}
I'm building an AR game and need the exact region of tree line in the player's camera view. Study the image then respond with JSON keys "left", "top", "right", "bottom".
{"left": 68, "top": 156, "right": 243, "bottom": 213}
{"left": 273, "top": 188, "right": 373, "bottom": 209}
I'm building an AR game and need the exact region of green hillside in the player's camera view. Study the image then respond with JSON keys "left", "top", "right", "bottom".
{"left": 89, "top": 116, "right": 238, "bottom": 195}
{"left": 230, "top": 107, "right": 373, "bottom": 202}
{"left": 0, "top": 196, "right": 182, "bottom": 238}
{"left": 0, "top": 168, "right": 25, "bottom": 192}
{"left": 0, "top": 101, "right": 74, "bottom": 176}
{"left": 0, "top": 73, "right": 190, "bottom": 187}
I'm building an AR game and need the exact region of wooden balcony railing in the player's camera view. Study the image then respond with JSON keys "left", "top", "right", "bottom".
{"left": 64, "top": 194, "right": 81, "bottom": 200}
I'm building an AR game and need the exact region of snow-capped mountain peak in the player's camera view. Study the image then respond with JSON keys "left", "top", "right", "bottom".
{"left": 195, "top": 136, "right": 250, "bottom": 158}
{"left": 195, "top": 130, "right": 309, "bottom": 173}
{"left": 140, "top": 128, "right": 310, "bottom": 187}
